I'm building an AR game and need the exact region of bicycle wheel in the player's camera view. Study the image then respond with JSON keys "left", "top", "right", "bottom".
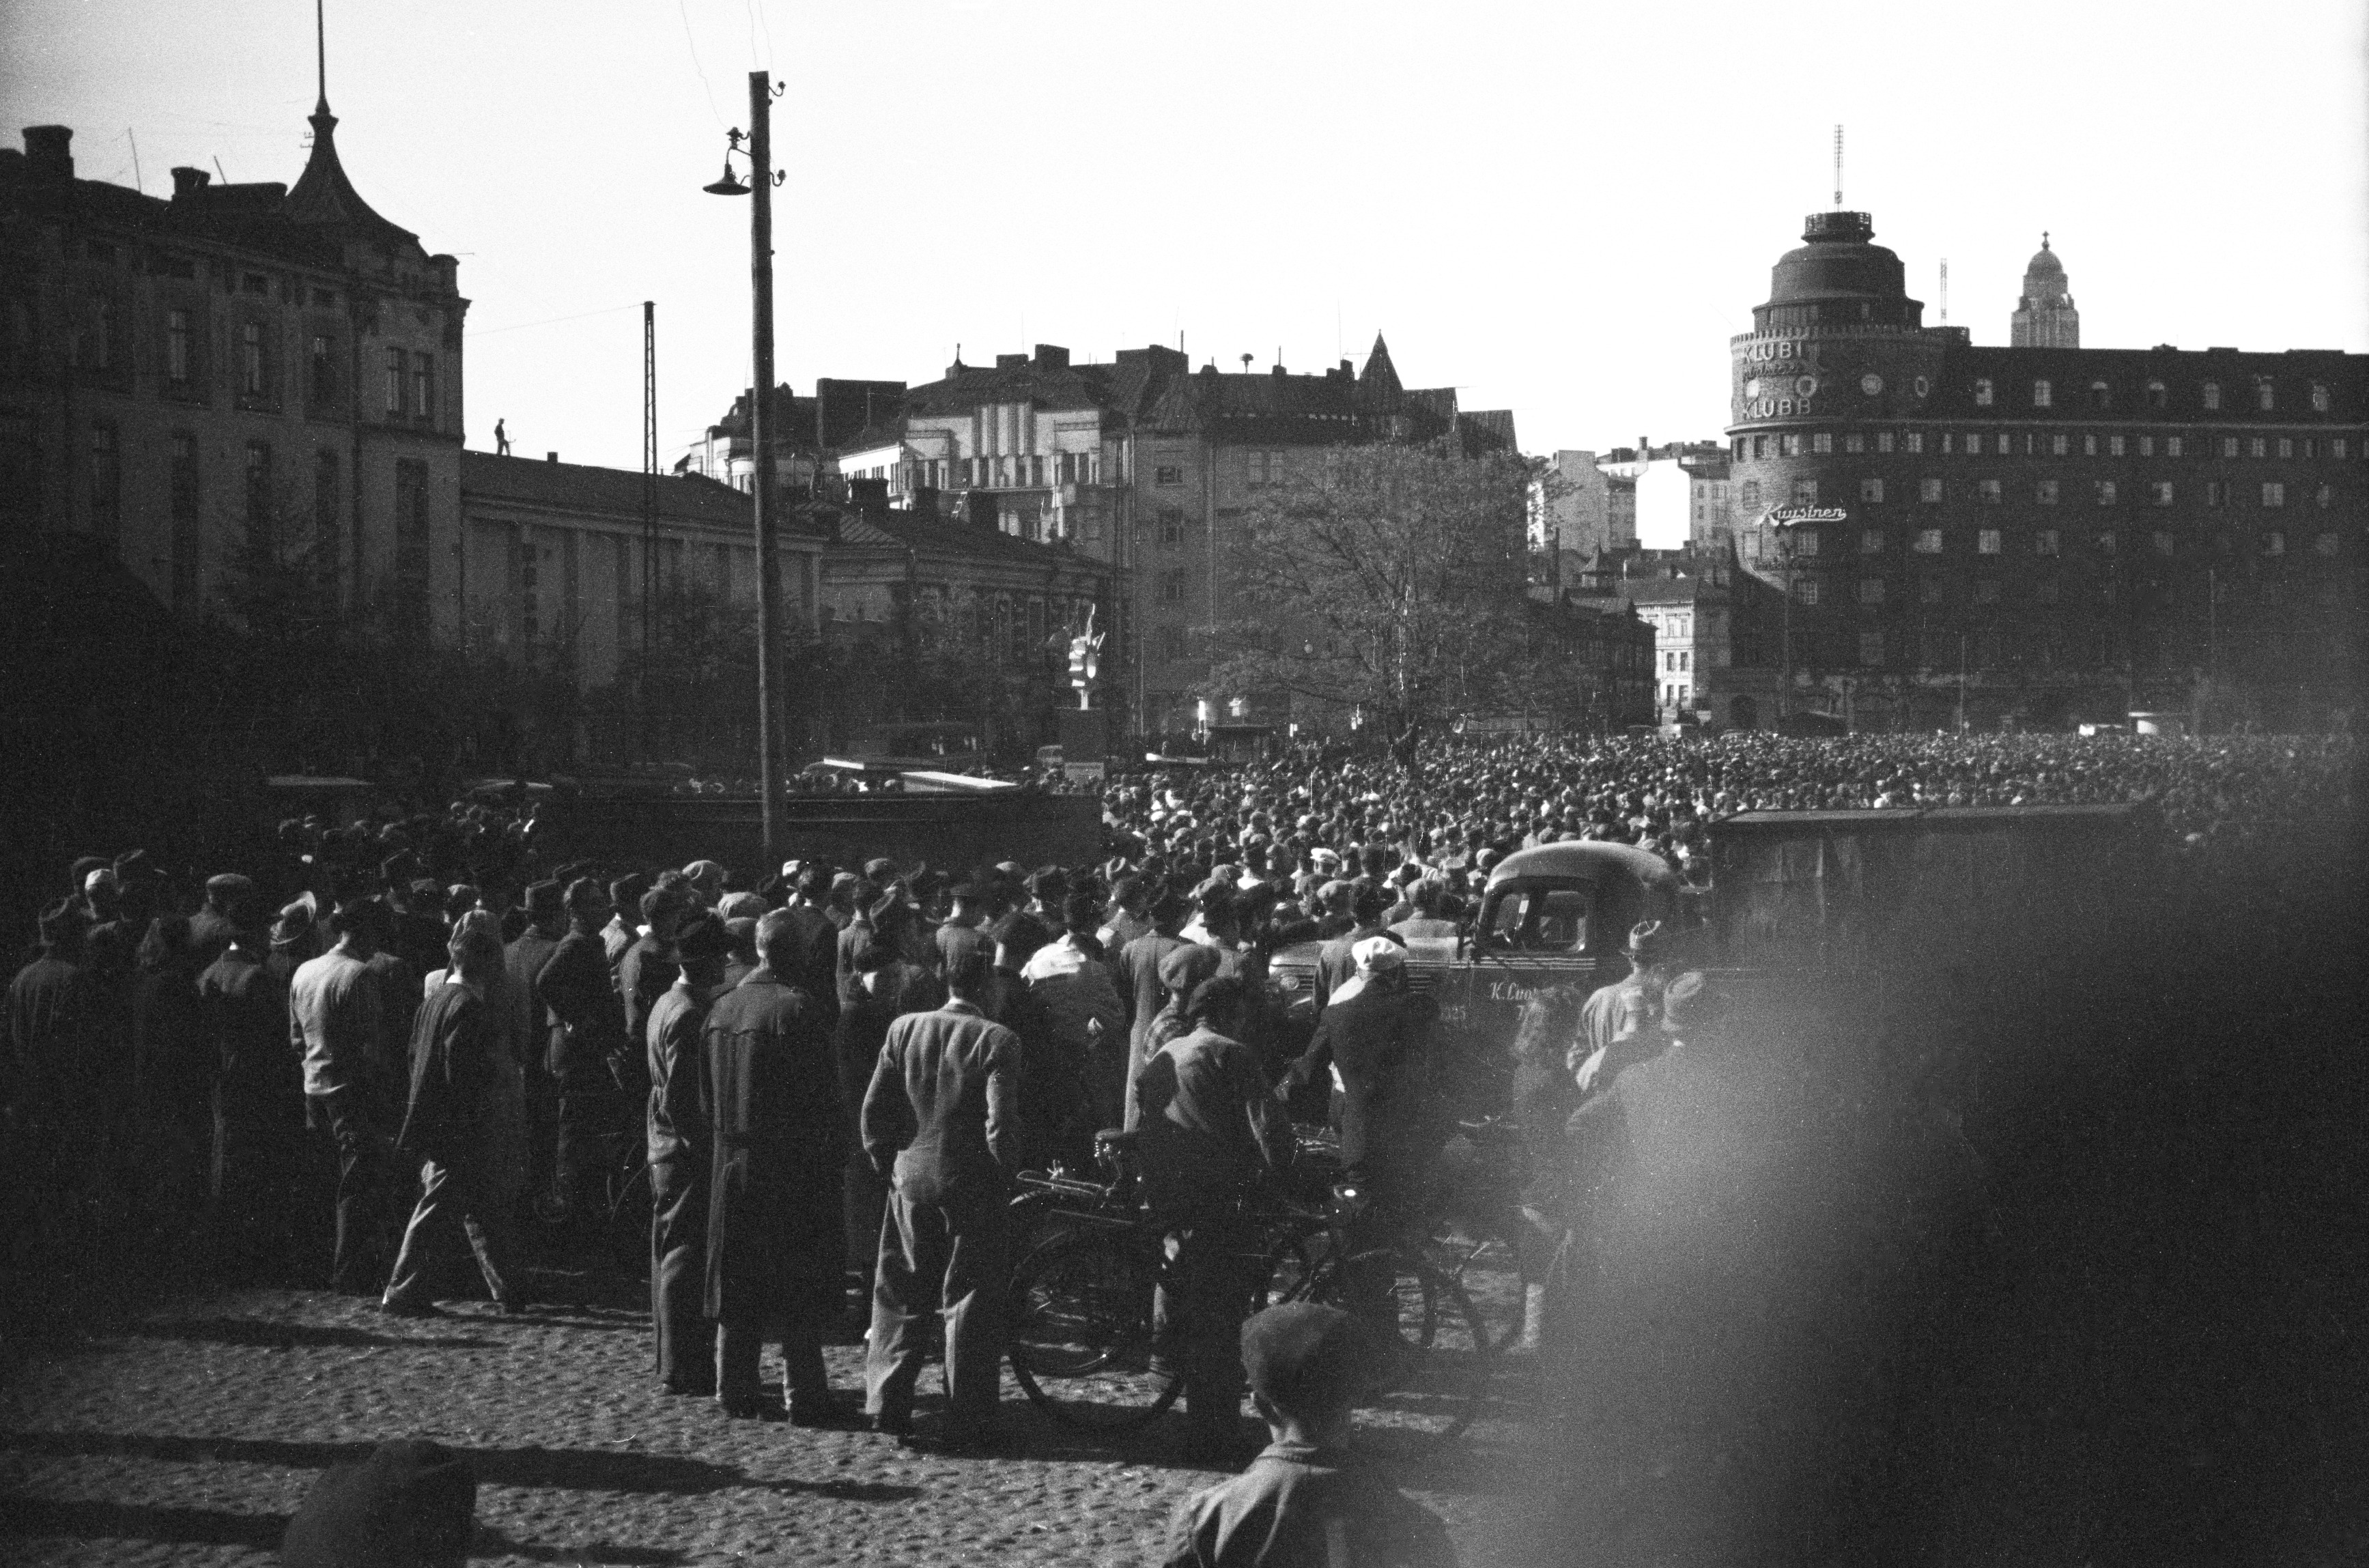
{"left": 1423, "top": 1211, "right": 1530, "bottom": 1354}
{"left": 1316, "top": 1246, "right": 1495, "bottom": 1458}
{"left": 1006, "top": 1230, "right": 1182, "bottom": 1431}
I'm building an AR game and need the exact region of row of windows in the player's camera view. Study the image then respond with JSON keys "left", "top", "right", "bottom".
{"left": 1749, "top": 476, "right": 2333, "bottom": 510}
{"left": 1974, "top": 377, "right": 2332, "bottom": 413}
{"left": 1740, "top": 431, "right": 2353, "bottom": 461}
{"left": 1758, "top": 526, "right": 2337, "bottom": 573}
{"left": 23, "top": 295, "right": 430, "bottom": 419}
{"left": 906, "top": 453, "right": 1100, "bottom": 492}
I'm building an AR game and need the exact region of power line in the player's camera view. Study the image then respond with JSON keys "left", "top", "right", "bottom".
{"left": 679, "top": 0, "right": 728, "bottom": 128}
{"left": 464, "top": 302, "right": 642, "bottom": 339}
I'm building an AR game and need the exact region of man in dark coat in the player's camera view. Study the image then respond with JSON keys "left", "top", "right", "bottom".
{"left": 534, "top": 878, "right": 626, "bottom": 1225}
{"left": 617, "top": 884, "right": 688, "bottom": 1058}
{"left": 699, "top": 911, "right": 846, "bottom": 1423}
{"left": 505, "top": 880, "right": 567, "bottom": 1231}
{"left": 933, "top": 883, "right": 994, "bottom": 978}
{"left": 1118, "top": 887, "right": 1193, "bottom": 1129}
{"left": 860, "top": 947, "right": 1023, "bottom": 1450}
{"left": 382, "top": 928, "right": 516, "bottom": 1314}
{"left": 188, "top": 872, "right": 254, "bottom": 968}
{"left": 6, "top": 901, "right": 98, "bottom": 1252}
{"left": 776, "top": 865, "right": 843, "bottom": 1027}
{"left": 645, "top": 912, "right": 730, "bottom": 1395}
{"left": 197, "top": 911, "right": 298, "bottom": 1280}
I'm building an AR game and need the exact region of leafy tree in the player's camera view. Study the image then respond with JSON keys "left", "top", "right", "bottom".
{"left": 1204, "top": 439, "right": 1546, "bottom": 758}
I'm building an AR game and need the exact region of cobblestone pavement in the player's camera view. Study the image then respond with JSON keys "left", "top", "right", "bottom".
{"left": 0, "top": 1268, "right": 1540, "bottom": 1567}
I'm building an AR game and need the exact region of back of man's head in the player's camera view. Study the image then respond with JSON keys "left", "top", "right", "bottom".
{"left": 1241, "top": 1302, "right": 1370, "bottom": 1433}
{"left": 945, "top": 946, "right": 995, "bottom": 998}
{"left": 754, "top": 909, "right": 800, "bottom": 973}
{"left": 1352, "top": 883, "right": 1388, "bottom": 928}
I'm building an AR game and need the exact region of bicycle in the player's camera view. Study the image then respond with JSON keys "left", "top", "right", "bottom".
{"left": 1005, "top": 1128, "right": 1499, "bottom": 1455}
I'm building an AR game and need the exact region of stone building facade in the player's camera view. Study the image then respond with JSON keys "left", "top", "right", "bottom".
{"left": 0, "top": 103, "right": 466, "bottom": 640}
{"left": 1725, "top": 209, "right": 2365, "bottom": 730}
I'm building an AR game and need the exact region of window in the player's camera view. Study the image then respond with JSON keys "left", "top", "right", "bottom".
{"left": 1858, "top": 578, "right": 1885, "bottom": 605}
{"left": 2334, "top": 439, "right": 2349, "bottom": 459}
{"left": 2036, "top": 529, "right": 2060, "bottom": 556}
{"left": 2167, "top": 436, "right": 2184, "bottom": 457}
{"left": 169, "top": 431, "right": 200, "bottom": 609}
{"left": 2261, "top": 482, "right": 2285, "bottom": 508}
{"left": 1919, "top": 577, "right": 1943, "bottom": 604}
{"left": 1791, "top": 528, "right": 1819, "bottom": 556}
{"left": 2221, "top": 438, "right": 2239, "bottom": 459}
{"left": 1974, "top": 378, "right": 1994, "bottom": 405}
{"left": 240, "top": 322, "right": 266, "bottom": 395}
{"left": 1941, "top": 434, "right": 1954, "bottom": 455}
{"left": 81, "top": 294, "right": 116, "bottom": 371}
{"left": 1664, "top": 651, "right": 1677, "bottom": 672}
{"left": 1914, "top": 528, "right": 1943, "bottom": 554}
{"left": 1860, "top": 528, "right": 1884, "bottom": 554}
{"left": 1794, "top": 580, "right": 1819, "bottom": 605}
{"left": 2202, "top": 382, "right": 2220, "bottom": 410}
{"left": 1859, "top": 631, "right": 1885, "bottom": 666}
{"left": 1154, "top": 464, "right": 1184, "bottom": 486}
{"left": 1978, "top": 528, "right": 2002, "bottom": 555}
{"left": 2095, "top": 481, "right": 2118, "bottom": 506}
{"left": 1978, "top": 479, "right": 2002, "bottom": 504}
{"left": 2146, "top": 381, "right": 2167, "bottom": 409}
{"left": 1813, "top": 433, "right": 1833, "bottom": 454}
{"left": 1783, "top": 434, "right": 1803, "bottom": 457}
{"left": 2036, "top": 479, "right": 2060, "bottom": 504}
{"left": 1845, "top": 433, "right": 1864, "bottom": 454}
{"left": 2152, "top": 531, "right": 2174, "bottom": 556}
{"left": 2311, "top": 384, "right": 2330, "bottom": 412}
{"left": 1974, "top": 579, "right": 2001, "bottom": 604}
{"left": 2262, "top": 530, "right": 2284, "bottom": 556}
{"left": 411, "top": 354, "right": 434, "bottom": 419}
{"left": 88, "top": 422, "right": 119, "bottom": 543}
{"left": 1157, "top": 505, "right": 1185, "bottom": 547}
{"left": 2079, "top": 434, "right": 2096, "bottom": 458}
{"left": 166, "top": 308, "right": 191, "bottom": 384}
{"left": 2249, "top": 438, "right": 2267, "bottom": 459}
{"left": 2108, "top": 436, "right": 2126, "bottom": 458}
{"left": 1753, "top": 436, "right": 1769, "bottom": 459}
{"left": 1740, "top": 479, "right": 1760, "bottom": 511}
{"left": 1904, "top": 432, "right": 1924, "bottom": 455}
{"left": 2256, "top": 382, "right": 2275, "bottom": 411}
{"left": 2051, "top": 434, "right": 2069, "bottom": 457}
{"left": 2139, "top": 436, "right": 2155, "bottom": 457}
{"left": 1967, "top": 433, "right": 1985, "bottom": 456}
{"left": 1152, "top": 624, "right": 1187, "bottom": 661}
{"left": 315, "top": 450, "right": 340, "bottom": 590}
{"left": 2151, "top": 481, "right": 2174, "bottom": 506}
{"left": 384, "top": 347, "right": 406, "bottom": 414}
{"left": 1791, "top": 479, "right": 1817, "bottom": 506}
{"left": 2089, "top": 382, "right": 2110, "bottom": 410}
{"left": 2206, "top": 482, "right": 2227, "bottom": 507}
{"left": 244, "top": 440, "right": 273, "bottom": 555}
{"left": 2032, "top": 380, "right": 2052, "bottom": 408}
{"left": 2277, "top": 438, "right": 2293, "bottom": 459}
{"left": 1920, "top": 477, "right": 1943, "bottom": 504}
{"left": 1157, "top": 569, "right": 1187, "bottom": 603}
{"left": 2318, "top": 484, "right": 2336, "bottom": 509}
{"left": 2314, "top": 532, "right": 2339, "bottom": 556}
{"left": 2096, "top": 530, "right": 2116, "bottom": 554}
{"left": 309, "top": 333, "right": 336, "bottom": 403}
{"left": 1877, "top": 432, "right": 1896, "bottom": 453}
{"left": 1860, "top": 477, "right": 1884, "bottom": 503}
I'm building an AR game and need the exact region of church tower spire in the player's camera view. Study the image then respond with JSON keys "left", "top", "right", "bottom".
{"left": 2010, "top": 232, "right": 2080, "bottom": 348}
{"left": 283, "top": 0, "right": 416, "bottom": 244}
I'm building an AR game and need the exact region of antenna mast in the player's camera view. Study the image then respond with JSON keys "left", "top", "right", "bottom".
{"left": 315, "top": 0, "right": 327, "bottom": 107}
{"left": 1832, "top": 124, "right": 1843, "bottom": 208}
{"left": 1940, "top": 259, "right": 1949, "bottom": 324}
{"left": 642, "top": 300, "right": 659, "bottom": 756}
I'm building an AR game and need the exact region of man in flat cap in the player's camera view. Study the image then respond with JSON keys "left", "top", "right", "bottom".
{"left": 645, "top": 911, "right": 731, "bottom": 1393}
{"left": 1572, "top": 920, "right": 1677, "bottom": 1097}
{"left": 1159, "top": 1302, "right": 1457, "bottom": 1566}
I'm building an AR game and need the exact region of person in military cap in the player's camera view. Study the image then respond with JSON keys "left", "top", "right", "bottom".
{"left": 645, "top": 910, "right": 730, "bottom": 1393}
{"left": 280, "top": 1437, "right": 476, "bottom": 1568}
{"left": 1159, "top": 1301, "right": 1458, "bottom": 1566}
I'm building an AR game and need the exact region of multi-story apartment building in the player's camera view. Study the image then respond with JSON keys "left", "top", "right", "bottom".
{"left": 0, "top": 103, "right": 466, "bottom": 638}
{"left": 1725, "top": 210, "right": 2365, "bottom": 730}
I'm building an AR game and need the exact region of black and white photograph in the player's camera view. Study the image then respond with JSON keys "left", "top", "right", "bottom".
{"left": 0, "top": 1, "right": 2361, "bottom": 1563}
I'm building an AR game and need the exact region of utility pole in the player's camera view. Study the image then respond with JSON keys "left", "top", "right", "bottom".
{"left": 746, "top": 71, "right": 782, "bottom": 867}
{"left": 642, "top": 301, "right": 657, "bottom": 759}
{"left": 1957, "top": 631, "right": 1968, "bottom": 732}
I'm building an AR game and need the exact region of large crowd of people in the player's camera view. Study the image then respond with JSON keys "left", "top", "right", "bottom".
{"left": 3, "top": 728, "right": 2353, "bottom": 1563}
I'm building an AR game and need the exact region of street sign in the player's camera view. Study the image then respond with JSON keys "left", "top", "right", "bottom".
{"left": 1062, "top": 760, "right": 1107, "bottom": 782}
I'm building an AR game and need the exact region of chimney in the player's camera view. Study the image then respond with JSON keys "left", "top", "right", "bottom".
{"left": 23, "top": 125, "right": 73, "bottom": 183}
{"left": 966, "top": 491, "right": 999, "bottom": 531}
{"left": 995, "top": 353, "right": 1029, "bottom": 370}
{"left": 1033, "top": 343, "right": 1069, "bottom": 371}
{"left": 169, "top": 165, "right": 210, "bottom": 200}
{"left": 546, "top": 451, "right": 558, "bottom": 464}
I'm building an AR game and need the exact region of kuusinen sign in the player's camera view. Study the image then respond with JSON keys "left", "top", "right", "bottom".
{"left": 1767, "top": 505, "right": 1849, "bottom": 524}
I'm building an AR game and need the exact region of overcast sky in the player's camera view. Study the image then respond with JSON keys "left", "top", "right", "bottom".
{"left": 7, "top": 0, "right": 2365, "bottom": 472}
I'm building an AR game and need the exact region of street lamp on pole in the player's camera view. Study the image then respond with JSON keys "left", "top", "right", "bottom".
{"left": 706, "top": 74, "right": 786, "bottom": 868}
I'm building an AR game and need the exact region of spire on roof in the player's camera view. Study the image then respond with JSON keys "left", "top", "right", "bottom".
{"left": 283, "top": 1, "right": 416, "bottom": 244}
{"left": 1357, "top": 332, "right": 1402, "bottom": 405}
